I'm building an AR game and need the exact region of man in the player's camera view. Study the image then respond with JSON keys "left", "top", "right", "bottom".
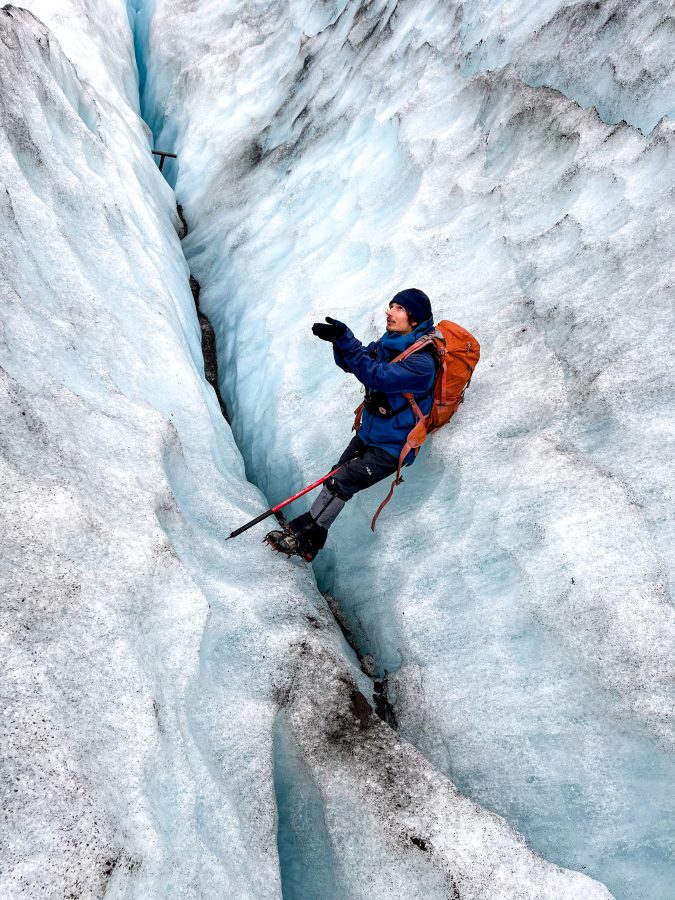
{"left": 266, "top": 288, "right": 436, "bottom": 560}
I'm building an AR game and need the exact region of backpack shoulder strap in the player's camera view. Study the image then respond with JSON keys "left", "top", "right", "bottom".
{"left": 388, "top": 333, "right": 437, "bottom": 364}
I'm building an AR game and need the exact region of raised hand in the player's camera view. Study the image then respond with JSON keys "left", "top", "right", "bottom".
{"left": 311, "top": 317, "right": 348, "bottom": 342}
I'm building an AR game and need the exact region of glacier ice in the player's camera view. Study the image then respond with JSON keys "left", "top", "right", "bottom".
{"left": 449, "top": 0, "right": 675, "bottom": 134}
{"left": 136, "top": 0, "right": 675, "bottom": 897}
{"left": 0, "top": 2, "right": 624, "bottom": 899}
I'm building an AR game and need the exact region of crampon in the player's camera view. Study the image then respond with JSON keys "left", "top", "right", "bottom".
{"left": 264, "top": 529, "right": 316, "bottom": 562}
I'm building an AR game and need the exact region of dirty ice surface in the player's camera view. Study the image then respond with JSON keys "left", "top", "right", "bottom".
{"left": 142, "top": 0, "right": 675, "bottom": 897}
{"left": 1, "top": 4, "right": 617, "bottom": 899}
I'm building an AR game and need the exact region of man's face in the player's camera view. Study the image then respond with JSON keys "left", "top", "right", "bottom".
{"left": 386, "top": 301, "right": 415, "bottom": 335}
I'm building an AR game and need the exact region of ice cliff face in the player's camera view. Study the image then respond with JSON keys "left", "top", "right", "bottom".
{"left": 139, "top": 0, "right": 675, "bottom": 897}
{"left": 0, "top": 1, "right": 672, "bottom": 899}
{"left": 0, "top": 6, "right": 272, "bottom": 895}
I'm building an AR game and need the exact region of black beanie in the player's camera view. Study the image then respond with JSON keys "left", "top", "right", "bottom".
{"left": 391, "top": 288, "right": 433, "bottom": 325}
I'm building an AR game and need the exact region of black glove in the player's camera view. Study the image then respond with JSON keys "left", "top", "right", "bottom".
{"left": 311, "top": 316, "right": 348, "bottom": 342}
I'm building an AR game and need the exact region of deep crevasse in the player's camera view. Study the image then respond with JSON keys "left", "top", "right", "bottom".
{"left": 137, "top": 1, "right": 675, "bottom": 898}
{"left": 0, "top": 2, "right": 622, "bottom": 899}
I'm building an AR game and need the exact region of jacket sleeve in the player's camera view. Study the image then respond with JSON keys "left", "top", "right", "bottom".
{"left": 333, "top": 337, "right": 378, "bottom": 373}
{"left": 332, "top": 343, "right": 350, "bottom": 373}
{"left": 333, "top": 330, "right": 435, "bottom": 393}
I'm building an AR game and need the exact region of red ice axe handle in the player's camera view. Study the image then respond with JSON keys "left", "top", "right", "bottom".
{"left": 226, "top": 466, "right": 343, "bottom": 540}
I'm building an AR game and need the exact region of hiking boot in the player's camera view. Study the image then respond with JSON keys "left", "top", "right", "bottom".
{"left": 291, "top": 515, "right": 328, "bottom": 560}
{"left": 264, "top": 519, "right": 327, "bottom": 562}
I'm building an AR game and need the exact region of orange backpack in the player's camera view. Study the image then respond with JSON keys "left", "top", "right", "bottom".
{"left": 358, "top": 320, "right": 480, "bottom": 530}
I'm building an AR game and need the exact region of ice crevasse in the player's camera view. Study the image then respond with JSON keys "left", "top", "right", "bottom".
{"left": 0, "top": 2, "right": 673, "bottom": 900}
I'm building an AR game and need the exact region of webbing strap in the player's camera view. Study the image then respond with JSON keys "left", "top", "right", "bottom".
{"left": 370, "top": 440, "right": 411, "bottom": 531}
{"left": 352, "top": 401, "right": 364, "bottom": 432}
{"left": 370, "top": 409, "right": 430, "bottom": 531}
{"left": 389, "top": 334, "right": 435, "bottom": 363}
{"left": 403, "top": 392, "right": 424, "bottom": 420}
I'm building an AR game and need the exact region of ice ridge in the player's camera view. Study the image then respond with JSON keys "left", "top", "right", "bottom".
{"left": 454, "top": 0, "right": 675, "bottom": 134}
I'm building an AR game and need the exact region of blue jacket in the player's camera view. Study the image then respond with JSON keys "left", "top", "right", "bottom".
{"left": 332, "top": 319, "right": 436, "bottom": 462}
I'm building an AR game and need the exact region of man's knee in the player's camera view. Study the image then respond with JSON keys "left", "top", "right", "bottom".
{"left": 326, "top": 472, "right": 355, "bottom": 502}
{"left": 329, "top": 443, "right": 399, "bottom": 501}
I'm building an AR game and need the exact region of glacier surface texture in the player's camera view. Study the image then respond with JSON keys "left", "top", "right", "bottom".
{"left": 1, "top": 1, "right": 673, "bottom": 899}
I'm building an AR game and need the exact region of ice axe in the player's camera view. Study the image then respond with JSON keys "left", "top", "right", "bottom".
{"left": 226, "top": 466, "right": 343, "bottom": 540}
